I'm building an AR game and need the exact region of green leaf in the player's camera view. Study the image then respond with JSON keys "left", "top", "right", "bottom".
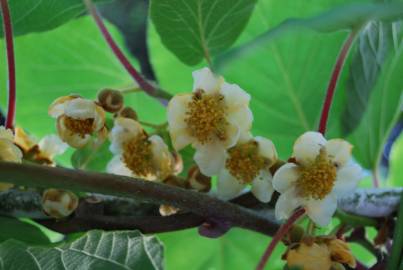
{"left": 0, "top": 0, "right": 107, "bottom": 37}
{"left": 341, "top": 21, "right": 401, "bottom": 135}
{"left": 386, "top": 196, "right": 403, "bottom": 270}
{"left": 347, "top": 30, "right": 403, "bottom": 171}
{"left": 71, "top": 141, "right": 112, "bottom": 172}
{"left": 0, "top": 217, "right": 51, "bottom": 245}
{"left": 159, "top": 228, "right": 286, "bottom": 270}
{"left": 215, "top": 2, "right": 403, "bottom": 68}
{"left": 0, "top": 230, "right": 164, "bottom": 270}
{"left": 387, "top": 133, "right": 403, "bottom": 187}
{"left": 150, "top": 0, "right": 257, "bottom": 66}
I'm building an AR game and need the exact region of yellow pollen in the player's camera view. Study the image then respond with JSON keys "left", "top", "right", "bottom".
{"left": 225, "top": 141, "right": 268, "bottom": 184}
{"left": 64, "top": 117, "right": 94, "bottom": 137}
{"left": 296, "top": 148, "right": 337, "bottom": 200}
{"left": 122, "top": 133, "right": 155, "bottom": 178}
{"left": 184, "top": 90, "right": 228, "bottom": 144}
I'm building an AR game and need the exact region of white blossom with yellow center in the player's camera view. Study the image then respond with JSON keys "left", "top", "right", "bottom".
{"left": 49, "top": 95, "right": 106, "bottom": 148}
{"left": 167, "top": 67, "right": 253, "bottom": 176}
{"left": 107, "top": 117, "right": 174, "bottom": 181}
{"left": 217, "top": 134, "right": 277, "bottom": 202}
{"left": 0, "top": 126, "right": 23, "bottom": 191}
{"left": 273, "top": 131, "right": 362, "bottom": 226}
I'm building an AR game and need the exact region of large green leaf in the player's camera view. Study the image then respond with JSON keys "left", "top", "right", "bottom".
{"left": 0, "top": 0, "right": 107, "bottom": 37}
{"left": 0, "top": 230, "right": 163, "bottom": 270}
{"left": 0, "top": 217, "right": 50, "bottom": 245}
{"left": 387, "top": 132, "right": 403, "bottom": 187}
{"left": 341, "top": 21, "right": 401, "bottom": 135}
{"left": 150, "top": 0, "right": 257, "bottom": 66}
{"left": 347, "top": 33, "right": 403, "bottom": 171}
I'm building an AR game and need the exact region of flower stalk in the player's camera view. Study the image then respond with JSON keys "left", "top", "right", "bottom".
{"left": 0, "top": 0, "right": 16, "bottom": 129}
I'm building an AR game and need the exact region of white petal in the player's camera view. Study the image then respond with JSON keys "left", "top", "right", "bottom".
{"left": 167, "top": 94, "right": 193, "bottom": 150}
{"left": 57, "top": 117, "right": 90, "bottom": 148}
{"left": 275, "top": 188, "right": 301, "bottom": 221}
{"left": 238, "top": 132, "right": 253, "bottom": 144}
{"left": 217, "top": 169, "right": 244, "bottom": 200}
{"left": 106, "top": 155, "right": 133, "bottom": 177}
{"left": 64, "top": 98, "right": 97, "bottom": 120}
{"left": 226, "top": 106, "right": 253, "bottom": 133}
{"left": 194, "top": 143, "right": 226, "bottom": 176}
{"left": 0, "top": 139, "right": 22, "bottom": 162}
{"left": 222, "top": 121, "right": 240, "bottom": 149}
{"left": 255, "top": 136, "right": 278, "bottom": 163}
{"left": 48, "top": 95, "right": 77, "bottom": 118}
{"left": 0, "top": 126, "right": 14, "bottom": 141}
{"left": 272, "top": 163, "right": 299, "bottom": 193}
{"left": 109, "top": 117, "right": 143, "bottom": 154}
{"left": 325, "top": 139, "right": 353, "bottom": 166}
{"left": 304, "top": 194, "right": 337, "bottom": 227}
{"left": 192, "top": 67, "right": 222, "bottom": 94}
{"left": 293, "top": 131, "right": 327, "bottom": 165}
{"left": 149, "top": 135, "right": 173, "bottom": 180}
{"left": 220, "top": 82, "right": 251, "bottom": 107}
{"left": 251, "top": 170, "right": 274, "bottom": 203}
{"left": 38, "top": 135, "right": 68, "bottom": 159}
{"left": 93, "top": 105, "right": 106, "bottom": 131}
{"left": 333, "top": 163, "right": 362, "bottom": 197}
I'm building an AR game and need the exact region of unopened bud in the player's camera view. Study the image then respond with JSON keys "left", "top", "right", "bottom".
{"left": 159, "top": 204, "right": 179, "bottom": 216}
{"left": 97, "top": 89, "right": 124, "bottom": 113}
{"left": 41, "top": 189, "right": 79, "bottom": 219}
{"left": 119, "top": 107, "right": 138, "bottom": 120}
{"left": 187, "top": 166, "right": 211, "bottom": 192}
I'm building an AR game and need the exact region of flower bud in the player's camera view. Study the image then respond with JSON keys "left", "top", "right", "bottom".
{"left": 97, "top": 89, "right": 124, "bottom": 113}
{"left": 119, "top": 107, "right": 138, "bottom": 120}
{"left": 41, "top": 189, "right": 79, "bottom": 219}
{"left": 187, "top": 165, "right": 211, "bottom": 192}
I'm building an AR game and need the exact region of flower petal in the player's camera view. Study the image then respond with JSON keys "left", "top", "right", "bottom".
{"left": 192, "top": 67, "right": 222, "bottom": 93}
{"left": 226, "top": 106, "right": 253, "bottom": 133}
{"left": 275, "top": 187, "right": 301, "bottom": 221}
{"left": 304, "top": 194, "right": 337, "bottom": 227}
{"left": 57, "top": 116, "right": 90, "bottom": 148}
{"left": 0, "top": 126, "right": 15, "bottom": 141}
{"left": 93, "top": 105, "right": 106, "bottom": 131}
{"left": 221, "top": 82, "right": 251, "bottom": 107}
{"left": 251, "top": 170, "right": 274, "bottom": 203}
{"left": 38, "top": 135, "right": 68, "bottom": 159}
{"left": 333, "top": 163, "right": 362, "bottom": 197}
{"left": 48, "top": 95, "right": 78, "bottom": 118}
{"left": 194, "top": 143, "right": 226, "bottom": 176}
{"left": 325, "top": 139, "right": 353, "bottom": 166}
{"left": 64, "top": 98, "right": 96, "bottom": 120}
{"left": 222, "top": 121, "right": 240, "bottom": 149}
{"left": 167, "top": 94, "right": 193, "bottom": 150}
{"left": 109, "top": 117, "right": 143, "bottom": 154}
{"left": 217, "top": 169, "right": 244, "bottom": 200}
{"left": 149, "top": 135, "right": 173, "bottom": 181}
{"left": 255, "top": 136, "right": 278, "bottom": 164}
{"left": 106, "top": 155, "right": 133, "bottom": 177}
{"left": 293, "top": 131, "right": 327, "bottom": 165}
{"left": 0, "top": 139, "right": 23, "bottom": 162}
{"left": 272, "top": 163, "right": 299, "bottom": 193}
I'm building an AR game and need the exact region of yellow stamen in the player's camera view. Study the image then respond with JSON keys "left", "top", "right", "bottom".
{"left": 122, "top": 133, "right": 155, "bottom": 178}
{"left": 64, "top": 117, "right": 94, "bottom": 137}
{"left": 184, "top": 90, "right": 228, "bottom": 144}
{"left": 225, "top": 141, "right": 268, "bottom": 184}
{"left": 297, "top": 148, "right": 336, "bottom": 200}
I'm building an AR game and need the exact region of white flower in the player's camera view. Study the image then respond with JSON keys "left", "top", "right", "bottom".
{"left": 273, "top": 131, "right": 362, "bottom": 227}
{"left": 0, "top": 126, "right": 23, "bottom": 191}
{"left": 49, "top": 95, "right": 106, "bottom": 148}
{"left": 14, "top": 127, "right": 67, "bottom": 165}
{"left": 167, "top": 67, "right": 253, "bottom": 176}
{"left": 217, "top": 134, "right": 277, "bottom": 202}
{"left": 107, "top": 117, "right": 174, "bottom": 181}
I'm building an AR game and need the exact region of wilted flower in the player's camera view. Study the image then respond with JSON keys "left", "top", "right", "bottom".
{"left": 49, "top": 95, "right": 106, "bottom": 148}
{"left": 41, "top": 188, "right": 79, "bottom": 219}
{"left": 107, "top": 117, "right": 174, "bottom": 181}
{"left": 273, "top": 131, "right": 362, "bottom": 226}
{"left": 14, "top": 127, "right": 67, "bottom": 165}
{"left": 217, "top": 134, "right": 277, "bottom": 202}
{"left": 167, "top": 67, "right": 253, "bottom": 176}
{"left": 0, "top": 126, "right": 23, "bottom": 191}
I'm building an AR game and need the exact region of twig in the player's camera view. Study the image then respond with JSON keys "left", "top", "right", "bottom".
{"left": 84, "top": 0, "right": 172, "bottom": 105}
{"left": 0, "top": 0, "right": 16, "bottom": 129}
{"left": 318, "top": 30, "right": 357, "bottom": 135}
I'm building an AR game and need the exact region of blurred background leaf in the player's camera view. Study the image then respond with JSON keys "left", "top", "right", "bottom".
{"left": 0, "top": 217, "right": 51, "bottom": 245}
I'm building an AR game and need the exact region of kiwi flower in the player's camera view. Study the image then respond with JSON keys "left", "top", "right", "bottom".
{"left": 49, "top": 95, "right": 106, "bottom": 148}
{"left": 217, "top": 134, "right": 277, "bottom": 202}
{"left": 107, "top": 117, "right": 174, "bottom": 181}
{"left": 273, "top": 131, "right": 362, "bottom": 226}
{"left": 167, "top": 67, "right": 253, "bottom": 176}
{"left": 0, "top": 126, "right": 23, "bottom": 191}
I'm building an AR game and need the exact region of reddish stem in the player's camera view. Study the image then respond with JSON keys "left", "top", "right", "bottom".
{"left": 256, "top": 208, "right": 306, "bottom": 270}
{"left": 0, "top": 0, "right": 16, "bottom": 129}
{"left": 318, "top": 31, "right": 356, "bottom": 135}
{"left": 84, "top": 0, "right": 169, "bottom": 104}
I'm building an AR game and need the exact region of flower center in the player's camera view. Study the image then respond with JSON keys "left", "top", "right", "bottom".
{"left": 296, "top": 148, "right": 337, "bottom": 200}
{"left": 184, "top": 90, "right": 228, "bottom": 144}
{"left": 225, "top": 141, "right": 268, "bottom": 184}
{"left": 64, "top": 117, "right": 94, "bottom": 137}
{"left": 122, "top": 133, "right": 155, "bottom": 178}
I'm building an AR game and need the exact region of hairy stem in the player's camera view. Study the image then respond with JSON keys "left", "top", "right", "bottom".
{"left": 84, "top": 0, "right": 171, "bottom": 105}
{"left": 256, "top": 208, "right": 306, "bottom": 270}
{"left": 318, "top": 31, "right": 356, "bottom": 135}
{"left": 0, "top": 0, "right": 16, "bottom": 129}
{"left": 0, "top": 162, "right": 279, "bottom": 236}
